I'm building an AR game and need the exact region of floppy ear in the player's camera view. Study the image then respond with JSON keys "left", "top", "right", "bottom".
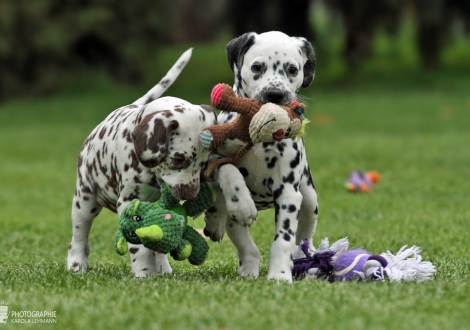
{"left": 132, "top": 112, "right": 179, "bottom": 168}
{"left": 226, "top": 32, "right": 257, "bottom": 72}
{"left": 292, "top": 37, "right": 316, "bottom": 88}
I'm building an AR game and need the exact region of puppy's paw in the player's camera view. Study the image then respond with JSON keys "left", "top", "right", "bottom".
{"left": 226, "top": 187, "right": 257, "bottom": 227}
{"left": 203, "top": 211, "right": 226, "bottom": 242}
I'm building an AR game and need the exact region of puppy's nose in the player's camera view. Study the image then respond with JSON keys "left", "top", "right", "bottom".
{"left": 266, "top": 90, "right": 286, "bottom": 104}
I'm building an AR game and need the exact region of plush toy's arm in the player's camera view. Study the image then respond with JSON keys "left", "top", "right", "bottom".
{"left": 183, "top": 182, "right": 216, "bottom": 217}
{"left": 115, "top": 230, "right": 128, "bottom": 255}
{"left": 286, "top": 101, "right": 307, "bottom": 120}
{"left": 211, "top": 84, "right": 260, "bottom": 115}
{"left": 200, "top": 120, "right": 239, "bottom": 151}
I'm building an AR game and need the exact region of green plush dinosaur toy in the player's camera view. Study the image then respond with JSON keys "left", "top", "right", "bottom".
{"left": 115, "top": 183, "right": 215, "bottom": 265}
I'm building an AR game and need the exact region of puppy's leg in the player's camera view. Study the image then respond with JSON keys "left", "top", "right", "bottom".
{"left": 297, "top": 166, "right": 318, "bottom": 247}
{"left": 267, "top": 184, "right": 302, "bottom": 283}
{"left": 203, "top": 185, "right": 228, "bottom": 242}
{"left": 126, "top": 244, "right": 171, "bottom": 277}
{"left": 226, "top": 220, "right": 260, "bottom": 278}
{"left": 218, "top": 164, "right": 257, "bottom": 227}
{"left": 68, "top": 188, "right": 102, "bottom": 273}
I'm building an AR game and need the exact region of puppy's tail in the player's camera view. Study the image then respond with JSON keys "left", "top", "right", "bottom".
{"left": 133, "top": 48, "right": 193, "bottom": 105}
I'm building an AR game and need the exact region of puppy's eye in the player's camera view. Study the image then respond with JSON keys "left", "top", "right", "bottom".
{"left": 288, "top": 66, "right": 299, "bottom": 76}
{"left": 170, "top": 154, "right": 188, "bottom": 170}
{"left": 174, "top": 156, "right": 185, "bottom": 164}
{"left": 133, "top": 215, "right": 142, "bottom": 222}
{"left": 251, "top": 63, "right": 262, "bottom": 73}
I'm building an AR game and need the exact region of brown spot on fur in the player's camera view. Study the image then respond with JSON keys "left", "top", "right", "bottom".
{"left": 174, "top": 106, "right": 185, "bottom": 113}
{"left": 99, "top": 127, "right": 107, "bottom": 139}
{"left": 129, "top": 247, "right": 139, "bottom": 254}
{"left": 161, "top": 110, "right": 173, "bottom": 118}
{"left": 132, "top": 113, "right": 178, "bottom": 168}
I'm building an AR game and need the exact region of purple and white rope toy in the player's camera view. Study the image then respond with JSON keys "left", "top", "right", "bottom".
{"left": 292, "top": 237, "right": 436, "bottom": 282}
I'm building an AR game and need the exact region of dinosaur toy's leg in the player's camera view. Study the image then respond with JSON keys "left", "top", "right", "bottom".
{"left": 170, "top": 239, "right": 192, "bottom": 261}
{"left": 183, "top": 226, "right": 209, "bottom": 265}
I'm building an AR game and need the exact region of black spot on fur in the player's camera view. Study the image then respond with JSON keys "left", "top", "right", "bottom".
{"left": 206, "top": 206, "right": 217, "bottom": 213}
{"left": 273, "top": 184, "right": 285, "bottom": 199}
{"left": 283, "top": 219, "right": 290, "bottom": 230}
{"left": 267, "top": 157, "right": 278, "bottom": 169}
{"left": 290, "top": 152, "right": 301, "bottom": 168}
{"left": 262, "top": 142, "right": 275, "bottom": 149}
{"left": 129, "top": 247, "right": 139, "bottom": 254}
{"left": 283, "top": 232, "right": 291, "bottom": 241}
{"left": 283, "top": 171, "right": 295, "bottom": 184}
{"left": 288, "top": 204, "right": 297, "bottom": 213}
{"left": 239, "top": 167, "right": 249, "bottom": 178}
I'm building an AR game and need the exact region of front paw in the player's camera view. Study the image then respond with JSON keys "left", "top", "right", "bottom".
{"left": 226, "top": 188, "right": 257, "bottom": 227}
{"left": 267, "top": 271, "right": 293, "bottom": 283}
{"left": 204, "top": 210, "right": 226, "bottom": 242}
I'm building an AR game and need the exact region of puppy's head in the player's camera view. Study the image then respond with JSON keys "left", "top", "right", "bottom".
{"left": 227, "top": 31, "right": 315, "bottom": 105}
{"left": 132, "top": 104, "right": 216, "bottom": 200}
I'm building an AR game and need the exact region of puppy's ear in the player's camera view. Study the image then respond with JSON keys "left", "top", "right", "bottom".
{"left": 292, "top": 37, "right": 316, "bottom": 88}
{"left": 226, "top": 32, "right": 257, "bottom": 72}
{"left": 132, "top": 112, "right": 179, "bottom": 168}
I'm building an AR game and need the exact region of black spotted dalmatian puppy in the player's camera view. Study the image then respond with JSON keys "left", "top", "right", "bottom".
{"left": 204, "top": 31, "right": 319, "bottom": 283}
{"left": 67, "top": 49, "right": 217, "bottom": 277}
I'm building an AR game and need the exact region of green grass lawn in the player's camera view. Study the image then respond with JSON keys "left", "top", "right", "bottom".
{"left": 0, "top": 46, "right": 469, "bottom": 329}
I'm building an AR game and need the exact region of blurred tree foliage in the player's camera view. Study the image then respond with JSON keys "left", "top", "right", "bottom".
{"left": 0, "top": 0, "right": 165, "bottom": 100}
{"left": 0, "top": 0, "right": 468, "bottom": 101}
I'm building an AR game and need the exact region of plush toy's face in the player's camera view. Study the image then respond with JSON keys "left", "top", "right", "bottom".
{"left": 119, "top": 199, "right": 185, "bottom": 246}
{"left": 249, "top": 103, "right": 305, "bottom": 143}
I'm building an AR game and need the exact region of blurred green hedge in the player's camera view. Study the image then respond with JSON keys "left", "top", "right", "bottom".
{"left": 0, "top": 0, "right": 166, "bottom": 100}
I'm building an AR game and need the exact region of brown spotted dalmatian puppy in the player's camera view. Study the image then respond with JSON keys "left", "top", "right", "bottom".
{"left": 204, "top": 31, "right": 319, "bottom": 282}
{"left": 67, "top": 49, "right": 217, "bottom": 277}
